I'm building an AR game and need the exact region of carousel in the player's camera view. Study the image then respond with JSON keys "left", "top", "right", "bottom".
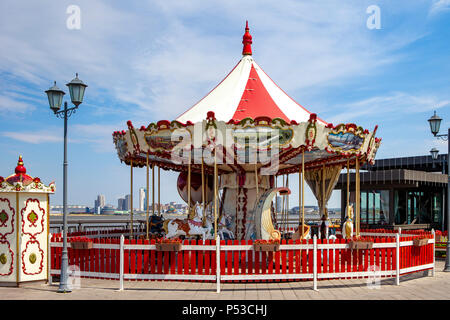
{"left": 112, "top": 22, "right": 381, "bottom": 242}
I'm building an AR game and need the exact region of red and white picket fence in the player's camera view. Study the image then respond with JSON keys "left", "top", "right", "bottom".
{"left": 48, "top": 230, "right": 435, "bottom": 292}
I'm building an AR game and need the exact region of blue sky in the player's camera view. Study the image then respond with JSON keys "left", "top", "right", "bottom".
{"left": 0, "top": 0, "right": 449, "bottom": 209}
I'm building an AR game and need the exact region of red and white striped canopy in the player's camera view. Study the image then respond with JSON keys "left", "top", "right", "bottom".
{"left": 177, "top": 22, "right": 326, "bottom": 125}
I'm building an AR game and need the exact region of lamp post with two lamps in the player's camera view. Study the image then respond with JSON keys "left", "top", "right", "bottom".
{"left": 428, "top": 111, "right": 450, "bottom": 272}
{"left": 45, "top": 74, "right": 88, "bottom": 292}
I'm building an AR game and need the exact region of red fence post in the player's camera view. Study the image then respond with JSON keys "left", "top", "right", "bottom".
{"left": 240, "top": 240, "right": 246, "bottom": 282}
{"left": 190, "top": 239, "right": 196, "bottom": 279}
{"left": 302, "top": 239, "right": 308, "bottom": 275}
{"left": 380, "top": 238, "right": 386, "bottom": 277}
{"left": 247, "top": 240, "right": 253, "bottom": 282}
{"left": 281, "top": 239, "right": 287, "bottom": 281}
{"left": 136, "top": 239, "right": 143, "bottom": 278}
{"left": 219, "top": 240, "right": 225, "bottom": 282}
{"left": 273, "top": 243, "right": 279, "bottom": 282}
{"left": 288, "top": 239, "right": 294, "bottom": 279}
{"left": 124, "top": 239, "right": 129, "bottom": 276}
{"left": 233, "top": 240, "right": 239, "bottom": 282}
{"left": 198, "top": 239, "right": 204, "bottom": 279}
{"left": 129, "top": 239, "right": 136, "bottom": 279}
{"left": 211, "top": 238, "right": 217, "bottom": 281}
{"left": 322, "top": 239, "right": 328, "bottom": 278}
{"left": 150, "top": 239, "right": 156, "bottom": 277}
{"left": 143, "top": 239, "right": 149, "bottom": 275}
{"left": 176, "top": 240, "right": 182, "bottom": 277}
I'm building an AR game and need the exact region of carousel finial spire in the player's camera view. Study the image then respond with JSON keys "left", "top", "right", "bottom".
{"left": 15, "top": 155, "right": 26, "bottom": 175}
{"left": 242, "top": 20, "right": 252, "bottom": 56}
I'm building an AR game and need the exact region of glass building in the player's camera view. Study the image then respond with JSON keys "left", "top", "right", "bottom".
{"left": 335, "top": 154, "right": 447, "bottom": 231}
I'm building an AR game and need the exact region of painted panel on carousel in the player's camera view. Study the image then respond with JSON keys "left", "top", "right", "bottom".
{"left": 233, "top": 126, "right": 293, "bottom": 150}
{"left": 145, "top": 128, "right": 191, "bottom": 153}
{"left": 327, "top": 131, "right": 364, "bottom": 151}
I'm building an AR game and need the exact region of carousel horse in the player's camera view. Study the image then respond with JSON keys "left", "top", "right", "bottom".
{"left": 147, "top": 215, "right": 165, "bottom": 237}
{"left": 217, "top": 212, "right": 235, "bottom": 240}
{"left": 163, "top": 204, "right": 214, "bottom": 240}
{"left": 342, "top": 204, "right": 354, "bottom": 239}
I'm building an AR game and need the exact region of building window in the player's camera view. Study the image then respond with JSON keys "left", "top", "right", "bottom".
{"left": 357, "top": 190, "right": 389, "bottom": 226}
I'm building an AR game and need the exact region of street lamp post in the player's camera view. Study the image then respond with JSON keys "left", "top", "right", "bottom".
{"left": 45, "top": 74, "right": 88, "bottom": 292}
{"left": 428, "top": 110, "right": 450, "bottom": 272}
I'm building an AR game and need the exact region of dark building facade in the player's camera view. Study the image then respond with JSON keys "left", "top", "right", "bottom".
{"left": 335, "top": 154, "right": 448, "bottom": 231}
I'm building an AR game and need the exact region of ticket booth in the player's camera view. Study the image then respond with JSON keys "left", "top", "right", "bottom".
{"left": 0, "top": 156, "right": 54, "bottom": 286}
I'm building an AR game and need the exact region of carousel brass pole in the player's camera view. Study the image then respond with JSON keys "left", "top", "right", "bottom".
{"left": 188, "top": 151, "right": 192, "bottom": 218}
{"left": 302, "top": 151, "right": 305, "bottom": 238}
{"left": 201, "top": 158, "right": 206, "bottom": 226}
{"left": 275, "top": 175, "right": 278, "bottom": 215}
{"left": 158, "top": 165, "right": 161, "bottom": 216}
{"left": 146, "top": 153, "right": 149, "bottom": 240}
{"left": 130, "top": 159, "right": 133, "bottom": 239}
{"left": 255, "top": 163, "right": 259, "bottom": 201}
{"left": 299, "top": 167, "right": 301, "bottom": 227}
{"left": 214, "top": 152, "right": 218, "bottom": 239}
{"left": 282, "top": 175, "right": 285, "bottom": 231}
{"left": 152, "top": 164, "right": 155, "bottom": 217}
{"left": 356, "top": 158, "right": 360, "bottom": 237}
{"left": 322, "top": 164, "right": 325, "bottom": 218}
{"left": 286, "top": 174, "right": 289, "bottom": 230}
{"left": 346, "top": 158, "right": 350, "bottom": 213}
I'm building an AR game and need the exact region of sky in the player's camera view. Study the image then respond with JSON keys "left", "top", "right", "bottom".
{"left": 0, "top": 0, "right": 449, "bottom": 209}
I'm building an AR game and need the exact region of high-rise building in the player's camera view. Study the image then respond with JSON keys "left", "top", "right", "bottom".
{"left": 118, "top": 198, "right": 125, "bottom": 211}
{"left": 125, "top": 194, "right": 131, "bottom": 211}
{"left": 94, "top": 194, "right": 106, "bottom": 214}
{"left": 139, "top": 187, "right": 145, "bottom": 212}
{"left": 98, "top": 194, "right": 105, "bottom": 207}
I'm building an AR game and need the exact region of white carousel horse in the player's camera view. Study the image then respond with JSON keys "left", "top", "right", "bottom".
{"left": 342, "top": 204, "right": 354, "bottom": 239}
{"left": 163, "top": 205, "right": 214, "bottom": 240}
{"left": 218, "top": 213, "right": 235, "bottom": 240}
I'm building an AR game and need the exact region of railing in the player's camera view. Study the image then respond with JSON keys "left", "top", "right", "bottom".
{"left": 49, "top": 231, "right": 435, "bottom": 292}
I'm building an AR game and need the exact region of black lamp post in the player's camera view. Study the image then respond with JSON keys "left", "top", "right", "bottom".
{"left": 45, "top": 74, "right": 88, "bottom": 292}
{"left": 427, "top": 110, "right": 450, "bottom": 272}
{"left": 430, "top": 148, "right": 439, "bottom": 161}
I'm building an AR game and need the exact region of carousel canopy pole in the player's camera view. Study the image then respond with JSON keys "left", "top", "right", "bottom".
{"left": 214, "top": 152, "right": 218, "bottom": 239}
{"left": 356, "top": 157, "right": 360, "bottom": 237}
{"left": 188, "top": 151, "right": 192, "bottom": 217}
{"left": 275, "top": 175, "right": 278, "bottom": 215}
{"left": 298, "top": 168, "right": 301, "bottom": 226}
{"left": 282, "top": 175, "right": 285, "bottom": 230}
{"left": 201, "top": 157, "right": 206, "bottom": 226}
{"left": 130, "top": 159, "right": 134, "bottom": 239}
{"left": 255, "top": 163, "right": 259, "bottom": 201}
{"left": 346, "top": 158, "right": 350, "bottom": 213}
{"left": 301, "top": 151, "right": 305, "bottom": 238}
{"left": 146, "top": 152, "right": 149, "bottom": 240}
{"left": 152, "top": 163, "right": 156, "bottom": 217}
{"left": 322, "top": 164, "right": 325, "bottom": 217}
{"left": 286, "top": 174, "right": 290, "bottom": 230}
{"left": 158, "top": 165, "right": 161, "bottom": 216}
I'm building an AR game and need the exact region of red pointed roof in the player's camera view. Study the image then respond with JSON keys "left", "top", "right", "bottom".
{"left": 176, "top": 22, "right": 326, "bottom": 125}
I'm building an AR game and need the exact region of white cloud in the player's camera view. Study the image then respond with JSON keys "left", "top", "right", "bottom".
{"left": 0, "top": 0, "right": 430, "bottom": 125}
{"left": 0, "top": 94, "right": 35, "bottom": 113}
{"left": 327, "top": 92, "right": 450, "bottom": 124}
{"left": 1, "top": 130, "right": 61, "bottom": 144}
{"left": 429, "top": 0, "right": 450, "bottom": 16}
